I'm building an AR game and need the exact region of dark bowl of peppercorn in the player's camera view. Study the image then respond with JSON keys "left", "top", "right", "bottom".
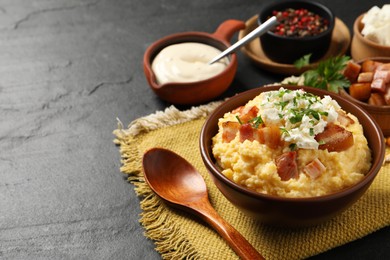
{"left": 258, "top": 0, "right": 335, "bottom": 64}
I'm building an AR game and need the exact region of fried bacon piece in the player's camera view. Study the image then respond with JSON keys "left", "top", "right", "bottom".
{"left": 337, "top": 110, "right": 355, "bottom": 127}
{"left": 303, "top": 158, "right": 326, "bottom": 179}
{"left": 238, "top": 124, "right": 281, "bottom": 148}
{"left": 361, "top": 59, "right": 381, "bottom": 72}
{"left": 377, "top": 63, "right": 390, "bottom": 71}
{"left": 315, "top": 123, "right": 354, "bottom": 152}
{"left": 257, "top": 125, "right": 282, "bottom": 149}
{"left": 349, "top": 83, "right": 371, "bottom": 101}
{"left": 222, "top": 105, "right": 261, "bottom": 143}
{"left": 275, "top": 151, "right": 299, "bottom": 181}
{"left": 371, "top": 78, "right": 387, "bottom": 93}
{"left": 222, "top": 121, "right": 240, "bottom": 143}
{"left": 374, "top": 70, "right": 390, "bottom": 83}
{"left": 239, "top": 123, "right": 257, "bottom": 142}
{"left": 236, "top": 106, "right": 259, "bottom": 123}
{"left": 357, "top": 72, "right": 374, "bottom": 83}
{"left": 343, "top": 61, "right": 361, "bottom": 83}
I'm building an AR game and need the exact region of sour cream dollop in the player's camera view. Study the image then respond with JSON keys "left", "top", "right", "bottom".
{"left": 151, "top": 42, "right": 229, "bottom": 84}
{"left": 258, "top": 88, "right": 340, "bottom": 150}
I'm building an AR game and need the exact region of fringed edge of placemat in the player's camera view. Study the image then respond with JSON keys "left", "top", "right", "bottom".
{"left": 113, "top": 100, "right": 223, "bottom": 260}
{"left": 116, "top": 101, "right": 224, "bottom": 137}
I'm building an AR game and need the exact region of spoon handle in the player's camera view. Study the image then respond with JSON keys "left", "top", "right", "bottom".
{"left": 192, "top": 197, "right": 265, "bottom": 260}
{"left": 208, "top": 16, "right": 278, "bottom": 65}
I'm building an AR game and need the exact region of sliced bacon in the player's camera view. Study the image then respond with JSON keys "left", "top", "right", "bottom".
{"left": 275, "top": 151, "right": 299, "bottom": 181}
{"left": 315, "top": 123, "right": 354, "bottom": 152}
{"left": 257, "top": 125, "right": 281, "bottom": 149}
{"left": 376, "top": 63, "right": 390, "bottom": 71}
{"left": 373, "top": 70, "right": 390, "bottom": 84}
{"left": 238, "top": 124, "right": 281, "bottom": 149}
{"left": 222, "top": 121, "right": 240, "bottom": 143}
{"left": 361, "top": 59, "right": 381, "bottom": 72}
{"left": 371, "top": 78, "right": 386, "bottom": 93}
{"left": 337, "top": 110, "right": 355, "bottom": 127}
{"left": 239, "top": 123, "right": 256, "bottom": 142}
{"left": 349, "top": 83, "right": 371, "bottom": 101}
{"left": 343, "top": 61, "right": 361, "bottom": 83}
{"left": 357, "top": 72, "right": 374, "bottom": 83}
{"left": 237, "top": 106, "right": 259, "bottom": 123}
{"left": 303, "top": 158, "right": 326, "bottom": 179}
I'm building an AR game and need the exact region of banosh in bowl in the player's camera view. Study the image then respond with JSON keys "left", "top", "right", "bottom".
{"left": 143, "top": 20, "right": 245, "bottom": 105}
{"left": 351, "top": 14, "right": 390, "bottom": 61}
{"left": 340, "top": 57, "right": 390, "bottom": 136}
{"left": 200, "top": 85, "right": 385, "bottom": 227}
{"left": 258, "top": 0, "right": 335, "bottom": 64}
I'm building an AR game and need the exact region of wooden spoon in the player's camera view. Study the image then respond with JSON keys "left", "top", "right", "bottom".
{"left": 142, "top": 147, "right": 265, "bottom": 260}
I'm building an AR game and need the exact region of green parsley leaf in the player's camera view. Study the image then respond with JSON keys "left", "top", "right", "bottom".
{"left": 294, "top": 54, "right": 312, "bottom": 69}
{"left": 298, "top": 55, "right": 351, "bottom": 93}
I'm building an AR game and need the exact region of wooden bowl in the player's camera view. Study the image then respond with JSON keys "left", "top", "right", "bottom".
{"left": 143, "top": 20, "right": 245, "bottom": 105}
{"left": 200, "top": 85, "right": 385, "bottom": 227}
{"left": 339, "top": 57, "right": 390, "bottom": 136}
{"left": 351, "top": 14, "right": 390, "bottom": 61}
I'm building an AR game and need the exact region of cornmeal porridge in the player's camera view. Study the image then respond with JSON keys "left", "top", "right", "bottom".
{"left": 212, "top": 88, "right": 372, "bottom": 198}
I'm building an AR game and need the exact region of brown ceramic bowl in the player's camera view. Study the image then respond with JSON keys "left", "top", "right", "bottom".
{"left": 200, "top": 85, "right": 385, "bottom": 227}
{"left": 339, "top": 57, "right": 390, "bottom": 136}
{"left": 351, "top": 14, "right": 390, "bottom": 61}
{"left": 143, "top": 20, "right": 245, "bottom": 105}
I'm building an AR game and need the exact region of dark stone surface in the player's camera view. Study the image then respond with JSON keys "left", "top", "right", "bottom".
{"left": 0, "top": 0, "right": 389, "bottom": 259}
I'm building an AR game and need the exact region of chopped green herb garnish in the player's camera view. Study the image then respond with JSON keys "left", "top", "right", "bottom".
{"left": 277, "top": 101, "right": 289, "bottom": 110}
{"left": 235, "top": 115, "right": 243, "bottom": 125}
{"left": 280, "top": 127, "right": 289, "bottom": 136}
{"left": 289, "top": 112, "right": 303, "bottom": 124}
{"left": 310, "top": 128, "right": 314, "bottom": 136}
{"left": 289, "top": 143, "right": 297, "bottom": 151}
{"left": 287, "top": 107, "right": 327, "bottom": 125}
{"left": 249, "top": 116, "right": 264, "bottom": 129}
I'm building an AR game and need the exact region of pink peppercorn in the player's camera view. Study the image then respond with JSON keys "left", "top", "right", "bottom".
{"left": 271, "top": 8, "right": 329, "bottom": 37}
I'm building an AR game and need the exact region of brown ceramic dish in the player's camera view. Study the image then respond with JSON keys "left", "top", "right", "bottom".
{"left": 351, "top": 14, "right": 390, "bottom": 61}
{"left": 143, "top": 20, "right": 245, "bottom": 105}
{"left": 200, "top": 85, "right": 385, "bottom": 227}
{"left": 339, "top": 57, "right": 390, "bottom": 136}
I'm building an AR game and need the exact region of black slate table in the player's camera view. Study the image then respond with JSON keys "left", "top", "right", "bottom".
{"left": 1, "top": 0, "right": 389, "bottom": 259}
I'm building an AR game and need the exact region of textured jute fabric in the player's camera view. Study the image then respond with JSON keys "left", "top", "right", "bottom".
{"left": 113, "top": 103, "right": 390, "bottom": 260}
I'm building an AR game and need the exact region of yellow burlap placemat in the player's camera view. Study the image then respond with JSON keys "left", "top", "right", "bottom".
{"left": 113, "top": 102, "right": 390, "bottom": 260}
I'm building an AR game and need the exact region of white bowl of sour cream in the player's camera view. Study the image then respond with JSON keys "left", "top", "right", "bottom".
{"left": 143, "top": 19, "right": 245, "bottom": 105}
